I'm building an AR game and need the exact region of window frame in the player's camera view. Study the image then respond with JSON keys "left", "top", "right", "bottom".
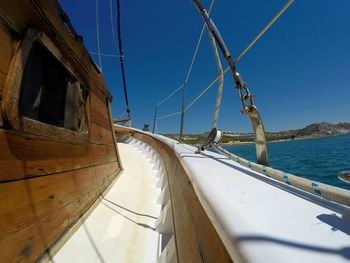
{"left": 2, "top": 28, "right": 89, "bottom": 143}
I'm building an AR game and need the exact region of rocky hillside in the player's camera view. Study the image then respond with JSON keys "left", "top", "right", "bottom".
{"left": 273, "top": 122, "right": 350, "bottom": 138}
{"left": 162, "top": 122, "right": 350, "bottom": 144}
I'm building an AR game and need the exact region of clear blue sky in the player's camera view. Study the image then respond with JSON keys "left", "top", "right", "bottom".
{"left": 59, "top": 0, "right": 350, "bottom": 133}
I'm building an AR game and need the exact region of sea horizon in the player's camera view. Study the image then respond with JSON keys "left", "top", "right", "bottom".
{"left": 222, "top": 133, "right": 350, "bottom": 190}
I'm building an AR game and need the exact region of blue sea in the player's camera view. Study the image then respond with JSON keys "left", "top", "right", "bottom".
{"left": 222, "top": 134, "right": 350, "bottom": 190}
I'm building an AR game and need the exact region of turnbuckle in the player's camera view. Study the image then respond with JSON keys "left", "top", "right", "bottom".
{"left": 234, "top": 71, "right": 254, "bottom": 114}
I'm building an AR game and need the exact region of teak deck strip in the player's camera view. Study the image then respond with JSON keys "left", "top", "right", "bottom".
{"left": 115, "top": 126, "right": 233, "bottom": 263}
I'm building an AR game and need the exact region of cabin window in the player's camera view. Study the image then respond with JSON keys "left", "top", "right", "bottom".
{"left": 2, "top": 29, "right": 90, "bottom": 142}
{"left": 19, "top": 43, "right": 87, "bottom": 131}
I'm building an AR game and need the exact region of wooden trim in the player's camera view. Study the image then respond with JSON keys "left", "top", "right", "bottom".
{"left": 112, "top": 117, "right": 131, "bottom": 123}
{"left": 2, "top": 28, "right": 89, "bottom": 143}
{"left": 0, "top": 130, "right": 117, "bottom": 182}
{"left": 30, "top": 0, "right": 112, "bottom": 100}
{"left": 115, "top": 126, "right": 236, "bottom": 263}
{"left": 108, "top": 101, "right": 123, "bottom": 171}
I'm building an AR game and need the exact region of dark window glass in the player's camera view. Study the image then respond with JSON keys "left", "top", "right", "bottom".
{"left": 19, "top": 43, "right": 87, "bottom": 131}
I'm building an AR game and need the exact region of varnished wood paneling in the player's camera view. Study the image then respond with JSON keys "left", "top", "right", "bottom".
{"left": 0, "top": 161, "right": 120, "bottom": 262}
{"left": 0, "top": 1, "right": 122, "bottom": 262}
{"left": 32, "top": 0, "right": 99, "bottom": 80}
{"left": 0, "top": 71, "right": 6, "bottom": 97}
{"left": 90, "top": 92, "right": 110, "bottom": 129}
{"left": 0, "top": 1, "right": 40, "bottom": 34}
{"left": 0, "top": 131, "right": 117, "bottom": 182}
{"left": 0, "top": 0, "right": 110, "bottom": 98}
{"left": 90, "top": 121, "right": 115, "bottom": 146}
{"left": 0, "top": 24, "right": 14, "bottom": 93}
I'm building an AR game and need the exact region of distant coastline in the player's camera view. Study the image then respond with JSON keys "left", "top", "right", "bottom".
{"left": 162, "top": 122, "right": 350, "bottom": 146}
{"left": 219, "top": 133, "right": 349, "bottom": 146}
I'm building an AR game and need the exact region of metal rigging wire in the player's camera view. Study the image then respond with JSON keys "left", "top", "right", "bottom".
{"left": 156, "top": 0, "right": 293, "bottom": 130}
{"left": 89, "top": 51, "right": 122, "bottom": 57}
{"left": 95, "top": 0, "right": 103, "bottom": 71}
{"left": 110, "top": 0, "right": 119, "bottom": 52}
{"left": 157, "top": 83, "right": 185, "bottom": 106}
{"left": 153, "top": 1, "right": 215, "bottom": 135}
{"left": 184, "top": 0, "right": 215, "bottom": 84}
{"left": 179, "top": 0, "right": 215, "bottom": 139}
{"left": 157, "top": 111, "right": 182, "bottom": 120}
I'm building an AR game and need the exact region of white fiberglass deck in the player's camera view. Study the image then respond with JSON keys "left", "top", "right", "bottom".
{"left": 51, "top": 142, "right": 162, "bottom": 263}
{"left": 155, "top": 134, "right": 350, "bottom": 263}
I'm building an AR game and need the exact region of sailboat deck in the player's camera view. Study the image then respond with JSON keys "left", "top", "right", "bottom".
{"left": 50, "top": 129, "right": 350, "bottom": 263}
{"left": 51, "top": 143, "right": 162, "bottom": 262}
{"left": 154, "top": 134, "right": 350, "bottom": 263}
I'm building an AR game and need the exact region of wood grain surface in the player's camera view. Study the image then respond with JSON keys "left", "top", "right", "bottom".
{"left": 116, "top": 126, "right": 235, "bottom": 263}
{"left": 0, "top": 1, "right": 122, "bottom": 261}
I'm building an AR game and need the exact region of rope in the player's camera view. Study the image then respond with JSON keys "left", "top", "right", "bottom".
{"left": 184, "top": 0, "right": 295, "bottom": 112}
{"left": 116, "top": 0, "right": 131, "bottom": 116}
{"left": 207, "top": 27, "right": 224, "bottom": 129}
{"left": 155, "top": 120, "right": 159, "bottom": 134}
{"left": 157, "top": 111, "right": 182, "bottom": 120}
{"left": 233, "top": 0, "right": 294, "bottom": 64}
{"left": 179, "top": 0, "right": 215, "bottom": 141}
{"left": 110, "top": 0, "right": 119, "bottom": 52}
{"left": 89, "top": 51, "right": 121, "bottom": 57}
{"left": 157, "top": 83, "right": 184, "bottom": 106}
{"left": 95, "top": 0, "right": 103, "bottom": 71}
{"left": 118, "top": 110, "right": 127, "bottom": 118}
{"left": 157, "top": 70, "right": 226, "bottom": 120}
{"left": 184, "top": 0, "right": 215, "bottom": 83}
{"left": 157, "top": 0, "right": 293, "bottom": 130}
{"left": 213, "top": 145, "right": 350, "bottom": 207}
{"left": 185, "top": 68, "right": 228, "bottom": 111}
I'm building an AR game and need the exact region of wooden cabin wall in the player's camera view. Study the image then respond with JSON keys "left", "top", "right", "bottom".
{"left": 0, "top": 0, "right": 122, "bottom": 262}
